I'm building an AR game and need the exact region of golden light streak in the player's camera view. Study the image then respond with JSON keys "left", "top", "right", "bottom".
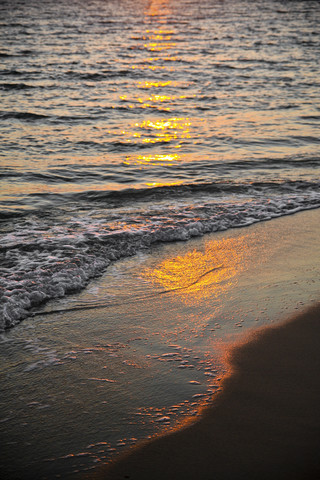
{"left": 116, "top": 117, "right": 192, "bottom": 147}
{"left": 138, "top": 80, "right": 173, "bottom": 88}
{"left": 124, "top": 153, "right": 182, "bottom": 166}
{"left": 143, "top": 236, "right": 249, "bottom": 306}
{"left": 144, "top": 180, "right": 184, "bottom": 187}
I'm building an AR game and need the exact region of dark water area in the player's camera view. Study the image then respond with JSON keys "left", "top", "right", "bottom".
{"left": 1, "top": 0, "right": 320, "bottom": 329}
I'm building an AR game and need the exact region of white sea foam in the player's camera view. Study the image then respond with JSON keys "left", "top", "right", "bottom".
{"left": 0, "top": 185, "right": 319, "bottom": 330}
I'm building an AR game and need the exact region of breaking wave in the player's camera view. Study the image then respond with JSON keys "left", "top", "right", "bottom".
{"left": 1, "top": 180, "right": 319, "bottom": 330}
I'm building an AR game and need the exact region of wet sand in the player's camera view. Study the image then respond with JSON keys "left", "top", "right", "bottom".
{"left": 94, "top": 304, "right": 320, "bottom": 480}
{"left": 2, "top": 209, "right": 319, "bottom": 480}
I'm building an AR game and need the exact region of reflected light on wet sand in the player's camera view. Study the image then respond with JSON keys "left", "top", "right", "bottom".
{"left": 143, "top": 236, "right": 249, "bottom": 306}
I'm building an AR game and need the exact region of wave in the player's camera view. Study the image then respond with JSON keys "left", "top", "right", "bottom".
{"left": 300, "top": 115, "right": 320, "bottom": 121}
{"left": 0, "top": 111, "right": 49, "bottom": 121}
{"left": 0, "top": 82, "right": 36, "bottom": 90}
{"left": 64, "top": 69, "right": 135, "bottom": 80}
{"left": 0, "top": 179, "right": 319, "bottom": 219}
{"left": 0, "top": 49, "right": 35, "bottom": 57}
{"left": 2, "top": 156, "right": 319, "bottom": 187}
{"left": 0, "top": 69, "right": 25, "bottom": 76}
{"left": 67, "top": 179, "right": 320, "bottom": 205}
{"left": 0, "top": 111, "right": 98, "bottom": 123}
{"left": 0, "top": 179, "right": 319, "bottom": 331}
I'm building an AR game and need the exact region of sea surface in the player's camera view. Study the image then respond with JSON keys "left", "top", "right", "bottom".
{"left": 0, "top": 0, "right": 320, "bottom": 478}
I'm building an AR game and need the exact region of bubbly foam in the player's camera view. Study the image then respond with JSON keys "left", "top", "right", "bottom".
{"left": 1, "top": 181, "right": 319, "bottom": 330}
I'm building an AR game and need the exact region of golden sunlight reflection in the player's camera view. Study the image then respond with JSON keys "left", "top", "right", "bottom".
{"left": 144, "top": 41, "right": 176, "bottom": 52}
{"left": 143, "top": 236, "right": 249, "bottom": 306}
{"left": 131, "top": 63, "right": 170, "bottom": 72}
{"left": 117, "top": 117, "right": 192, "bottom": 148}
{"left": 138, "top": 118, "right": 191, "bottom": 131}
{"left": 137, "top": 80, "right": 190, "bottom": 89}
{"left": 124, "top": 153, "right": 182, "bottom": 166}
{"left": 146, "top": 0, "right": 172, "bottom": 19}
{"left": 139, "top": 80, "right": 173, "bottom": 88}
{"left": 138, "top": 117, "right": 190, "bottom": 143}
{"left": 144, "top": 180, "right": 184, "bottom": 187}
{"left": 119, "top": 91, "right": 193, "bottom": 110}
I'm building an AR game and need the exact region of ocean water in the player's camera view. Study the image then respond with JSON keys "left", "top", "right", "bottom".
{"left": 1, "top": 0, "right": 320, "bottom": 330}
{"left": 0, "top": 0, "right": 320, "bottom": 478}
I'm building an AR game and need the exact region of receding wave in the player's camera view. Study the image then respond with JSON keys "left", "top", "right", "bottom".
{"left": 1, "top": 178, "right": 319, "bottom": 212}
{"left": 1, "top": 179, "right": 319, "bottom": 331}
{"left": 70, "top": 179, "right": 320, "bottom": 204}
{"left": 2, "top": 157, "right": 318, "bottom": 189}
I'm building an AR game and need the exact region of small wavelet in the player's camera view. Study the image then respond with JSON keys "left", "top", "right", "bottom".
{"left": 0, "top": 83, "right": 36, "bottom": 90}
{"left": 0, "top": 111, "right": 50, "bottom": 121}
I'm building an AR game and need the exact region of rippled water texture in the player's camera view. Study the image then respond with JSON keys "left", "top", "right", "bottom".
{"left": 1, "top": 0, "right": 320, "bottom": 205}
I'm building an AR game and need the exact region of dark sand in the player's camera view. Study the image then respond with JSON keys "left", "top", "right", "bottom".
{"left": 93, "top": 304, "right": 320, "bottom": 480}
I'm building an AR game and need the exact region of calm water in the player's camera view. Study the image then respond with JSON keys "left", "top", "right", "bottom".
{"left": 0, "top": 0, "right": 320, "bottom": 477}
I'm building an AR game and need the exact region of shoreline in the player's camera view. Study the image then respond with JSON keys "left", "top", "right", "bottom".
{"left": 1, "top": 209, "right": 320, "bottom": 480}
{"left": 94, "top": 304, "right": 320, "bottom": 480}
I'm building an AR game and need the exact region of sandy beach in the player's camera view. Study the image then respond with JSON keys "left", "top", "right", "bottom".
{"left": 94, "top": 303, "right": 320, "bottom": 480}
{"left": 1, "top": 210, "right": 320, "bottom": 480}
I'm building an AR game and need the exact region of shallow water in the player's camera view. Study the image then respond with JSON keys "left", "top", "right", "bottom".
{"left": 1, "top": 0, "right": 320, "bottom": 328}
{"left": 1, "top": 209, "right": 320, "bottom": 479}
